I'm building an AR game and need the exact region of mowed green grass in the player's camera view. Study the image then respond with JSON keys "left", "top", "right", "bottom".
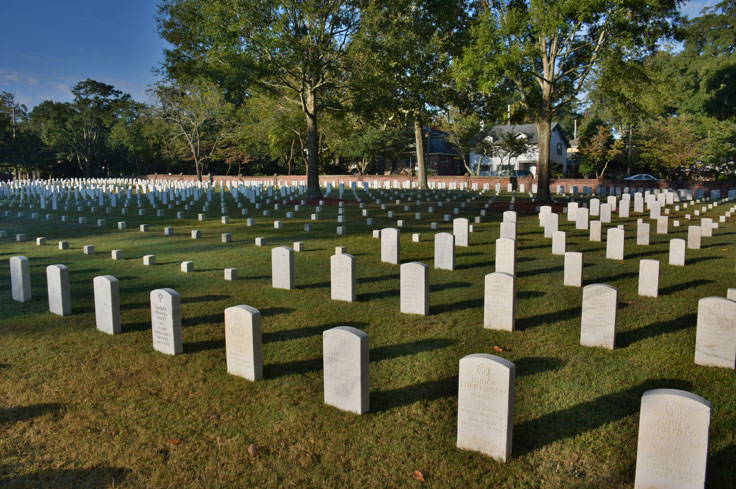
{"left": 0, "top": 189, "right": 734, "bottom": 488}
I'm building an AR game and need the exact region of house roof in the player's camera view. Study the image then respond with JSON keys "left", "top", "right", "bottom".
{"left": 489, "top": 123, "right": 571, "bottom": 148}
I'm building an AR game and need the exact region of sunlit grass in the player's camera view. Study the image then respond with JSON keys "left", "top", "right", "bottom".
{"left": 0, "top": 189, "right": 734, "bottom": 488}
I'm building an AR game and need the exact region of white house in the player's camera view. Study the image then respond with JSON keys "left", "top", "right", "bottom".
{"left": 469, "top": 123, "right": 571, "bottom": 176}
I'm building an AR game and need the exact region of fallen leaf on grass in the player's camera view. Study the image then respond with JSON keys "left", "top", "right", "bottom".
{"left": 412, "top": 470, "right": 425, "bottom": 482}
{"left": 721, "top": 248, "right": 728, "bottom": 252}
{"left": 167, "top": 439, "right": 180, "bottom": 446}
{"left": 247, "top": 443, "right": 258, "bottom": 456}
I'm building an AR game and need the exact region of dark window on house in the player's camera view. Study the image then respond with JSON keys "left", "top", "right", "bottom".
{"left": 557, "top": 142, "right": 563, "bottom": 156}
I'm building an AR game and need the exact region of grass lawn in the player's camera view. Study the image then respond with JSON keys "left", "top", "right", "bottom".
{"left": 0, "top": 188, "right": 734, "bottom": 488}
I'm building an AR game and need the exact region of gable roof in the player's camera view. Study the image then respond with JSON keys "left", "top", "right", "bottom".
{"left": 489, "top": 123, "right": 571, "bottom": 148}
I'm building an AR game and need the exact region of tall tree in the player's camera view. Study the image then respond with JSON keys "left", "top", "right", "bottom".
{"left": 355, "top": 0, "right": 466, "bottom": 188}
{"left": 157, "top": 0, "right": 361, "bottom": 199}
{"left": 437, "top": 106, "right": 490, "bottom": 176}
{"left": 456, "top": 0, "right": 680, "bottom": 201}
{"left": 153, "top": 79, "right": 234, "bottom": 181}
{"left": 30, "top": 80, "right": 131, "bottom": 177}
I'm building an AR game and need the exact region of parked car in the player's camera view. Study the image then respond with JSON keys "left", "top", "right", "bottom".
{"left": 499, "top": 169, "right": 533, "bottom": 178}
{"left": 624, "top": 174, "right": 660, "bottom": 181}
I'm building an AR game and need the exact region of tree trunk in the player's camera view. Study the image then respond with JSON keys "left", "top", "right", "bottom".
{"left": 195, "top": 158, "right": 202, "bottom": 182}
{"left": 626, "top": 124, "right": 633, "bottom": 176}
{"left": 535, "top": 119, "right": 552, "bottom": 202}
{"left": 414, "top": 119, "right": 427, "bottom": 190}
{"left": 304, "top": 88, "right": 323, "bottom": 200}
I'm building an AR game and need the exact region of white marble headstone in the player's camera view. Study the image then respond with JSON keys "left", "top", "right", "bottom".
{"left": 150, "top": 288, "right": 183, "bottom": 355}
{"left": 634, "top": 389, "right": 711, "bottom": 489}
{"left": 433, "top": 231, "right": 455, "bottom": 270}
{"left": 400, "top": 262, "right": 429, "bottom": 315}
{"left": 271, "top": 246, "right": 295, "bottom": 289}
{"left": 456, "top": 354, "right": 514, "bottom": 462}
{"left": 225, "top": 305, "right": 263, "bottom": 381}
{"left": 323, "top": 326, "right": 369, "bottom": 414}
{"left": 10, "top": 255, "right": 31, "bottom": 302}
{"left": 46, "top": 264, "right": 71, "bottom": 316}
{"left": 694, "top": 297, "right": 736, "bottom": 369}
{"left": 94, "top": 275, "right": 120, "bottom": 334}
{"left": 330, "top": 253, "right": 356, "bottom": 302}
{"left": 580, "top": 284, "right": 617, "bottom": 349}
{"left": 484, "top": 272, "right": 515, "bottom": 331}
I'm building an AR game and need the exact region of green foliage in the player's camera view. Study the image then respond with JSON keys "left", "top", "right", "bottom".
{"left": 157, "top": 0, "right": 362, "bottom": 196}
{"left": 578, "top": 124, "right": 624, "bottom": 179}
{"left": 436, "top": 107, "right": 489, "bottom": 175}
{"left": 353, "top": 0, "right": 468, "bottom": 186}
{"left": 456, "top": 0, "right": 681, "bottom": 199}
{"left": 637, "top": 116, "right": 702, "bottom": 179}
{"left": 153, "top": 78, "right": 235, "bottom": 181}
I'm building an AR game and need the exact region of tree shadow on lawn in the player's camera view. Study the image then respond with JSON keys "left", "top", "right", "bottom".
{"left": 0, "top": 402, "right": 62, "bottom": 424}
{"left": 617, "top": 313, "right": 696, "bottom": 348}
{"left": 513, "top": 378, "right": 691, "bottom": 457}
{"left": 659, "top": 279, "right": 712, "bottom": 295}
{"left": 2, "top": 467, "right": 132, "bottom": 489}
{"left": 263, "top": 321, "right": 368, "bottom": 343}
{"left": 517, "top": 306, "right": 581, "bottom": 331}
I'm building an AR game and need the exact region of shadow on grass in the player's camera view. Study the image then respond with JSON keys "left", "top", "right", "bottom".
{"left": 371, "top": 377, "right": 457, "bottom": 412}
{"left": 431, "top": 298, "right": 483, "bottom": 315}
{"left": 707, "top": 445, "right": 736, "bottom": 487}
{"left": 626, "top": 249, "right": 664, "bottom": 260}
{"left": 360, "top": 274, "right": 398, "bottom": 284}
{"left": 516, "top": 356, "right": 564, "bottom": 377}
{"left": 588, "top": 271, "right": 638, "bottom": 284}
{"left": 660, "top": 279, "right": 712, "bottom": 296}
{"left": 518, "top": 290, "right": 544, "bottom": 300}
{"left": 358, "top": 288, "right": 399, "bottom": 301}
{"left": 264, "top": 321, "right": 367, "bottom": 343}
{"left": 301, "top": 281, "right": 330, "bottom": 289}
{"left": 184, "top": 339, "right": 224, "bottom": 353}
{"left": 517, "top": 265, "right": 564, "bottom": 278}
{"left": 429, "top": 281, "right": 472, "bottom": 292}
{"left": 371, "top": 338, "right": 456, "bottom": 361}
{"left": 455, "top": 262, "right": 488, "bottom": 271}
{"left": 182, "top": 313, "right": 223, "bottom": 327}
{"left": 517, "top": 306, "right": 581, "bottom": 330}
{"left": 183, "top": 294, "right": 230, "bottom": 303}
{"left": 686, "top": 256, "right": 719, "bottom": 265}
{"left": 2, "top": 467, "right": 132, "bottom": 488}
{"left": 513, "top": 378, "right": 691, "bottom": 457}
{"left": 264, "top": 338, "right": 456, "bottom": 379}
{"left": 617, "top": 314, "right": 695, "bottom": 348}
{"left": 259, "top": 307, "right": 295, "bottom": 316}
{"left": 0, "top": 403, "right": 62, "bottom": 424}
{"left": 263, "top": 357, "right": 321, "bottom": 378}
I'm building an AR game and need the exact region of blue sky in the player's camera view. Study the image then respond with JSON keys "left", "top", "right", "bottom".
{"left": 0, "top": 0, "right": 720, "bottom": 110}
{"left": 1, "top": 0, "right": 168, "bottom": 109}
